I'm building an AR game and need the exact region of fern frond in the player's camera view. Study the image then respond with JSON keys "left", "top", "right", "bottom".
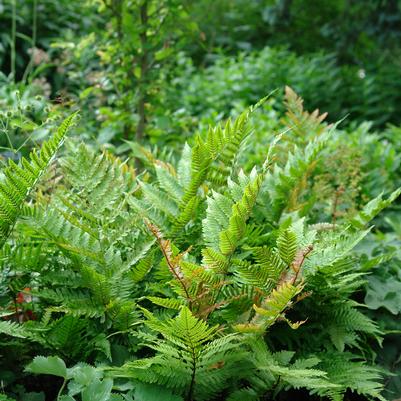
{"left": 155, "top": 165, "right": 184, "bottom": 202}
{"left": 350, "top": 187, "right": 401, "bottom": 228}
{"left": 141, "top": 182, "right": 179, "bottom": 218}
{"left": 0, "top": 113, "right": 77, "bottom": 247}
{"left": 318, "top": 352, "right": 386, "bottom": 401}
{"left": 128, "top": 252, "right": 154, "bottom": 282}
{"left": 235, "top": 282, "right": 303, "bottom": 333}
{"left": 282, "top": 86, "right": 328, "bottom": 141}
{"left": 147, "top": 297, "right": 185, "bottom": 310}
{"left": 219, "top": 174, "right": 264, "bottom": 256}
{"left": 277, "top": 228, "right": 298, "bottom": 265}
{"left": 201, "top": 247, "right": 230, "bottom": 272}
{"left": 252, "top": 246, "right": 286, "bottom": 284}
{"left": 262, "top": 133, "right": 327, "bottom": 221}
{"left": 171, "top": 195, "right": 199, "bottom": 235}
{"left": 323, "top": 301, "right": 381, "bottom": 351}
{"left": 0, "top": 320, "right": 27, "bottom": 338}
{"left": 237, "top": 338, "right": 338, "bottom": 400}
{"left": 114, "top": 307, "right": 247, "bottom": 400}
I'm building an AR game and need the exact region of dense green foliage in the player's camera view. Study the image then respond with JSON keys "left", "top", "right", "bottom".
{"left": 0, "top": 91, "right": 399, "bottom": 401}
{"left": 0, "top": 1, "right": 401, "bottom": 400}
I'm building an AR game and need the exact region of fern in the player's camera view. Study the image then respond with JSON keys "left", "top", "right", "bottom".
{"left": 1, "top": 94, "right": 396, "bottom": 401}
{"left": 235, "top": 282, "right": 303, "bottom": 333}
{"left": 264, "top": 137, "right": 326, "bottom": 221}
{"left": 0, "top": 320, "right": 27, "bottom": 338}
{"left": 277, "top": 228, "right": 298, "bottom": 265}
{"left": 282, "top": 86, "right": 329, "bottom": 143}
{"left": 350, "top": 187, "right": 401, "bottom": 228}
{"left": 228, "top": 338, "right": 338, "bottom": 400}
{"left": 0, "top": 113, "right": 77, "bottom": 247}
{"left": 318, "top": 352, "right": 386, "bottom": 401}
{"left": 110, "top": 306, "right": 248, "bottom": 401}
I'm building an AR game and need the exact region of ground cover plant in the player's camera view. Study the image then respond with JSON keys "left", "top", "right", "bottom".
{"left": 0, "top": 89, "right": 399, "bottom": 401}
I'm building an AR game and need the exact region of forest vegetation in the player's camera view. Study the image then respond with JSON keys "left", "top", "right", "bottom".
{"left": 0, "top": 1, "right": 401, "bottom": 400}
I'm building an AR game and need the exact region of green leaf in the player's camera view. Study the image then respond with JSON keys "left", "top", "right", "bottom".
{"left": 70, "top": 364, "right": 101, "bottom": 386}
{"left": 155, "top": 47, "right": 173, "bottom": 61}
{"left": 82, "top": 379, "right": 113, "bottom": 401}
{"left": 365, "top": 276, "right": 401, "bottom": 315}
{"left": 25, "top": 356, "right": 67, "bottom": 379}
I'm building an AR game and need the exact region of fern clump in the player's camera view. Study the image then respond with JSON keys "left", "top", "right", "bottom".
{"left": 0, "top": 90, "right": 398, "bottom": 400}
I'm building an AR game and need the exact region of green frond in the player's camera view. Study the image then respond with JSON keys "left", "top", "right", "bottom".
{"left": 262, "top": 133, "right": 327, "bottom": 221}
{"left": 146, "top": 306, "right": 218, "bottom": 349}
{"left": 202, "top": 170, "right": 264, "bottom": 271}
{"left": 219, "top": 174, "right": 264, "bottom": 256}
{"left": 107, "top": 300, "right": 139, "bottom": 331}
{"left": 155, "top": 165, "right": 184, "bottom": 202}
{"left": 148, "top": 296, "right": 185, "bottom": 310}
{"left": 253, "top": 282, "right": 303, "bottom": 325}
{"left": 128, "top": 252, "right": 154, "bottom": 282}
{"left": 129, "top": 196, "right": 169, "bottom": 231}
{"left": 80, "top": 265, "right": 111, "bottom": 306}
{"left": 252, "top": 246, "right": 286, "bottom": 284}
{"left": 140, "top": 181, "right": 179, "bottom": 218}
{"left": 44, "top": 315, "right": 87, "bottom": 356}
{"left": 234, "top": 263, "right": 275, "bottom": 292}
{"left": 27, "top": 208, "right": 103, "bottom": 263}
{"left": 239, "top": 338, "right": 338, "bottom": 400}
{"left": 183, "top": 261, "right": 222, "bottom": 286}
{"left": 171, "top": 195, "right": 199, "bottom": 235}
{"left": 179, "top": 141, "right": 210, "bottom": 207}
{"left": 115, "top": 307, "right": 249, "bottom": 400}
{"left": 62, "top": 146, "right": 136, "bottom": 230}
{"left": 318, "top": 352, "right": 386, "bottom": 401}
{"left": 179, "top": 101, "right": 263, "bottom": 210}
{"left": 304, "top": 229, "right": 370, "bottom": 277}
{"left": 277, "top": 228, "right": 298, "bottom": 265}
{"left": 0, "top": 320, "right": 27, "bottom": 338}
{"left": 177, "top": 143, "right": 192, "bottom": 189}
{"left": 202, "top": 191, "right": 234, "bottom": 251}
{"left": 235, "top": 282, "right": 303, "bottom": 332}
{"left": 324, "top": 301, "right": 381, "bottom": 351}
{"left": 201, "top": 247, "right": 230, "bottom": 272}
{"left": 350, "top": 187, "right": 401, "bottom": 228}
{"left": 0, "top": 113, "right": 77, "bottom": 247}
